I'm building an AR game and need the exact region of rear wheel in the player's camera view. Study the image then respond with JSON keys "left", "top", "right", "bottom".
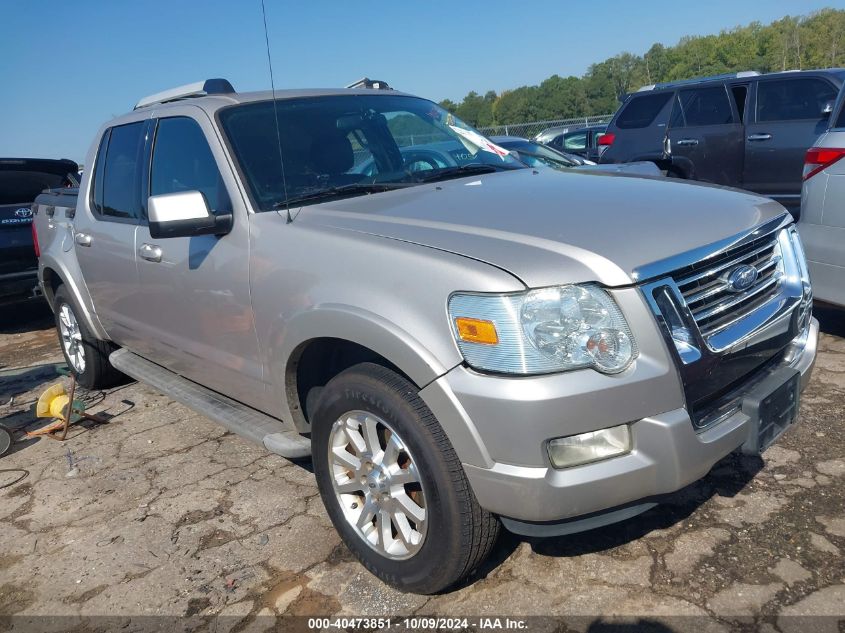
{"left": 53, "top": 285, "right": 124, "bottom": 389}
{"left": 312, "top": 362, "right": 499, "bottom": 593}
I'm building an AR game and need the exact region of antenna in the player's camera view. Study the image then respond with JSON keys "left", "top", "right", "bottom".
{"left": 260, "top": 0, "right": 292, "bottom": 223}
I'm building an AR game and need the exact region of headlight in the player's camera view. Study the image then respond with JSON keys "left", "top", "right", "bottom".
{"left": 449, "top": 284, "right": 637, "bottom": 375}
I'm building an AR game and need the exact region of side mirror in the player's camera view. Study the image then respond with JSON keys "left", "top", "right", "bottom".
{"left": 822, "top": 100, "right": 835, "bottom": 116}
{"left": 148, "top": 191, "right": 233, "bottom": 239}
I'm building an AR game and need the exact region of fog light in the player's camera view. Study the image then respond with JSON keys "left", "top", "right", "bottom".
{"left": 548, "top": 424, "right": 631, "bottom": 468}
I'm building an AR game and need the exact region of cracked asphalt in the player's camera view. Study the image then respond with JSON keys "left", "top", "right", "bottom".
{"left": 0, "top": 301, "right": 843, "bottom": 631}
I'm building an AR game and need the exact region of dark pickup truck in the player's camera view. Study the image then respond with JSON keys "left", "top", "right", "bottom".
{"left": 1, "top": 158, "right": 78, "bottom": 301}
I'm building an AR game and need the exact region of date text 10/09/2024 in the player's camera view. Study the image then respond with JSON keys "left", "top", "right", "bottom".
{"left": 307, "top": 618, "right": 529, "bottom": 630}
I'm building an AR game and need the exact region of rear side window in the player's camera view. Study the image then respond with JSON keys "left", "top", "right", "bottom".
{"left": 674, "top": 86, "right": 734, "bottom": 127}
{"left": 757, "top": 78, "right": 837, "bottom": 122}
{"left": 150, "top": 117, "right": 229, "bottom": 214}
{"left": 91, "top": 122, "right": 145, "bottom": 220}
{"left": 615, "top": 92, "right": 672, "bottom": 129}
{"left": 563, "top": 131, "right": 587, "bottom": 150}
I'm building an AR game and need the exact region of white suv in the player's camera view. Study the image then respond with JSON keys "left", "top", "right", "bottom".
{"left": 801, "top": 94, "right": 845, "bottom": 307}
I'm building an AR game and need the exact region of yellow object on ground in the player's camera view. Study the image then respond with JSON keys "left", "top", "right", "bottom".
{"left": 35, "top": 383, "right": 70, "bottom": 419}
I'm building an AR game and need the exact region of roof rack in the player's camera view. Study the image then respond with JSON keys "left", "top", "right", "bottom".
{"left": 345, "top": 77, "right": 392, "bottom": 90}
{"left": 637, "top": 70, "right": 760, "bottom": 92}
{"left": 134, "top": 78, "right": 236, "bottom": 110}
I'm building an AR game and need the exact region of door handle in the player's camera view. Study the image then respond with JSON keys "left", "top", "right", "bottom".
{"left": 747, "top": 133, "right": 772, "bottom": 141}
{"left": 74, "top": 233, "right": 92, "bottom": 247}
{"left": 138, "top": 243, "right": 163, "bottom": 263}
{"left": 676, "top": 138, "right": 699, "bottom": 147}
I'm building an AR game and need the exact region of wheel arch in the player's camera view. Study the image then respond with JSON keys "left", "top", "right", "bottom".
{"left": 273, "top": 306, "right": 458, "bottom": 433}
{"left": 38, "top": 259, "right": 110, "bottom": 341}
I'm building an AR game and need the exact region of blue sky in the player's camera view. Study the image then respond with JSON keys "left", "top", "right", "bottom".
{"left": 1, "top": 0, "right": 841, "bottom": 163}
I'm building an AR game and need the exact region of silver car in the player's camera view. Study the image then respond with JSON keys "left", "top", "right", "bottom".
{"left": 800, "top": 95, "right": 845, "bottom": 307}
{"left": 33, "top": 79, "right": 817, "bottom": 594}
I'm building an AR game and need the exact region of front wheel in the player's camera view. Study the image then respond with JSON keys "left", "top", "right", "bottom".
{"left": 53, "top": 285, "right": 124, "bottom": 389}
{"left": 312, "top": 362, "right": 499, "bottom": 594}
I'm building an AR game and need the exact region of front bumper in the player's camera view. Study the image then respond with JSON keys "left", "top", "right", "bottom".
{"left": 422, "top": 318, "right": 817, "bottom": 526}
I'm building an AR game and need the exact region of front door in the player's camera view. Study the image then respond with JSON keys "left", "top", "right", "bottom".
{"left": 73, "top": 119, "right": 149, "bottom": 347}
{"left": 744, "top": 76, "right": 837, "bottom": 213}
{"left": 132, "top": 109, "right": 265, "bottom": 409}
{"left": 667, "top": 84, "right": 744, "bottom": 186}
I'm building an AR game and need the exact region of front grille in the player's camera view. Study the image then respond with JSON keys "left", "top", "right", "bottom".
{"left": 671, "top": 231, "right": 783, "bottom": 338}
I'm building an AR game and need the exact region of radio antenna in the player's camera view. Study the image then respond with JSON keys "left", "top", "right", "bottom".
{"left": 260, "top": 0, "right": 292, "bottom": 223}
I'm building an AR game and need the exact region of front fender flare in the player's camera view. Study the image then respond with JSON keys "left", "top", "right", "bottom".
{"left": 270, "top": 304, "right": 458, "bottom": 422}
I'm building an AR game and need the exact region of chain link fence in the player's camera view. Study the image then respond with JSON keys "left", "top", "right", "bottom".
{"left": 478, "top": 114, "right": 614, "bottom": 139}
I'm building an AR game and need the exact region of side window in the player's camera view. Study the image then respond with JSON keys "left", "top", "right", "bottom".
{"left": 669, "top": 94, "right": 685, "bottom": 128}
{"left": 757, "top": 78, "right": 838, "bottom": 122}
{"left": 616, "top": 92, "right": 672, "bottom": 129}
{"left": 92, "top": 122, "right": 145, "bottom": 220}
{"left": 150, "top": 117, "right": 229, "bottom": 214}
{"left": 90, "top": 130, "right": 110, "bottom": 214}
{"left": 563, "top": 131, "right": 587, "bottom": 150}
{"left": 731, "top": 85, "right": 748, "bottom": 123}
{"left": 676, "top": 86, "right": 733, "bottom": 127}
{"left": 836, "top": 99, "right": 845, "bottom": 129}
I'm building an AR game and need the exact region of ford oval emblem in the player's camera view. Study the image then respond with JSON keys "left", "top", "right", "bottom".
{"left": 727, "top": 264, "right": 759, "bottom": 292}
{"left": 15, "top": 208, "right": 33, "bottom": 219}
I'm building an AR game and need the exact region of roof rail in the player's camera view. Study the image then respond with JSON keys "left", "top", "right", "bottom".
{"left": 134, "top": 78, "right": 236, "bottom": 110}
{"left": 345, "top": 77, "right": 392, "bottom": 90}
{"left": 636, "top": 70, "right": 760, "bottom": 92}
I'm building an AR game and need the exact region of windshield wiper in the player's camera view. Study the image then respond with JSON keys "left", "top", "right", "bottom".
{"left": 274, "top": 182, "right": 413, "bottom": 208}
{"left": 414, "top": 164, "right": 511, "bottom": 184}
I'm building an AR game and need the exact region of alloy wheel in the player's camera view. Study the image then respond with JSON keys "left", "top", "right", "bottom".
{"left": 328, "top": 410, "right": 427, "bottom": 560}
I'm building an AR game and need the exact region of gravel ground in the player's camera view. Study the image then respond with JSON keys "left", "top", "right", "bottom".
{"left": 0, "top": 300, "right": 843, "bottom": 632}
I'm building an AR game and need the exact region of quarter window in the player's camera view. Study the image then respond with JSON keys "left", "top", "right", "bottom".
{"left": 92, "top": 122, "right": 145, "bottom": 220}
{"left": 616, "top": 92, "right": 672, "bottom": 129}
{"left": 150, "top": 117, "right": 229, "bottom": 214}
{"left": 757, "top": 78, "right": 837, "bottom": 122}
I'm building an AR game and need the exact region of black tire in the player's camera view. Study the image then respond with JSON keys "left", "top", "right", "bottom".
{"left": 53, "top": 285, "right": 124, "bottom": 389}
{"left": 312, "top": 362, "right": 500, "bottom": 594}
{"left": 0, "top": 424, "right": 11, "bottom": 457}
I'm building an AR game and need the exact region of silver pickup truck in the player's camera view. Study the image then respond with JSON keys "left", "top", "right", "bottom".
{"left": 33, "top": 79, "right": 817, "bottom": 594}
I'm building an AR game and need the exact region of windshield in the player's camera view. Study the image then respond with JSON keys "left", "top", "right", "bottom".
{"left": 499, "top": 141, "right": 580, "bottom": 170}
{"left": 218, "top": 94, "right": 525, "bottom": 211}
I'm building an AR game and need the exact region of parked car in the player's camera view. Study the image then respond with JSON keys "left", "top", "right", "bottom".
{"left": 599, "top": 69, "right": 845, "bottom": 217}
{"left": 490, "top": 136, "right": 661, "bottom": 176}
{"left": 799, "top": 86, "right": 845, "bottom": 307}
{"left": 34, "top": 78, "right": 816, "bottom": 594}
{"left": 0, "top": 158, "right": 78, "bottom": 301}
{"left": 535, "top": 123, "right": 608, "bottom": 161}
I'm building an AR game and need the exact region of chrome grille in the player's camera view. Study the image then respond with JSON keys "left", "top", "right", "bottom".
{"left": 672, "top": 231, "right": 783, "bottom": 338}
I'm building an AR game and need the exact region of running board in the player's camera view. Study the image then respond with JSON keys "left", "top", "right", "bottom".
{"left": 109, "top": 349, "right": 311, "bottom": 459}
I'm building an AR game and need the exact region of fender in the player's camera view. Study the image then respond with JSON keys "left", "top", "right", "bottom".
{"left": 38, "top": 252, "right": 109, "bottom": 341}
{"left": 270, "top": 303, "right": 456, "bottom": 405}
{"left": 268, "top": 304, "right": 496, "bottom": 467}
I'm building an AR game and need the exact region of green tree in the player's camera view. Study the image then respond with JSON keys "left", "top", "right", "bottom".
{"left": 440, "top": 8, "right": 845, "bottom": 126}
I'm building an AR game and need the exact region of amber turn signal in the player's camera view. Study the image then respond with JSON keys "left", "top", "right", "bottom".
{"left": 455, "top": 317, "right": 499, "bottom": 345}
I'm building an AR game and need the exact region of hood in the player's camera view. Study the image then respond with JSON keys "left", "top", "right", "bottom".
{"left": 295, "top": 168, "right": 789, "bottom": 288}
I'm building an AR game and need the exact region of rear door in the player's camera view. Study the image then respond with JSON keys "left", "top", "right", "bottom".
{"left": 600, "top": 91, "right": 674, "bottom": 164}
{"left": 667, "top": 84, "right": 744, "bottom": 186}
{"left": 73, "top": 120, "right": 148, "bottom": 345}
{"left": 744, "top": 75, "right": 838, "bottom": 211}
